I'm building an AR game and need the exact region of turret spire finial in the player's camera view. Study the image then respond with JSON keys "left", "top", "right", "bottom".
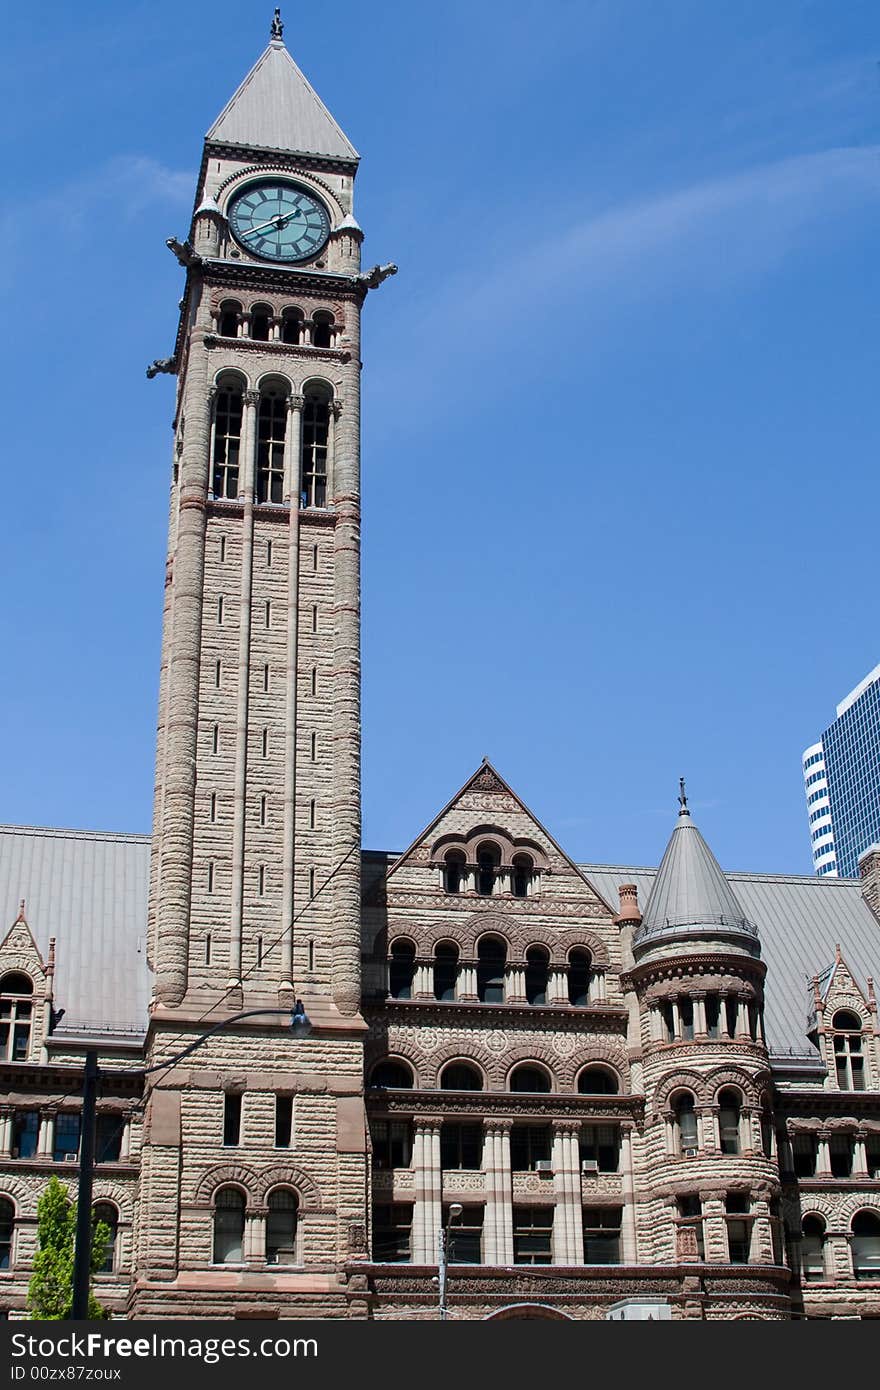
{"left": 270, "top": 8, "right": 284, "bottom": 41}
{"left": 678, "top": 777, "right": 689, "bottom": 816}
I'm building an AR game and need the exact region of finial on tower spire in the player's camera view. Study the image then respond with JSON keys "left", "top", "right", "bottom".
{"left": 678, "top": 777, "right": 689, "bottom": 816}
{"left": 271, "top": 8, "right": 284, "bottom": 41}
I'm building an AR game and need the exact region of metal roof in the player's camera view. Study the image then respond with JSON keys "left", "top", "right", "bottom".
{"left": 636, "top": 804, "right": 757, "bottom": 945}
{"left": 206, "top": 39, "right": 358, "bottom": 161}
{"left": 583, "top": 861, "right": 880, "bottom": 1060}
{"left": 0, "top": 825, "right": 151, "bottom": 1034}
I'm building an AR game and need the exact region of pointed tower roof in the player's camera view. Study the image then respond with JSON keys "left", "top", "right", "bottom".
{"left": 206, "top": 19, "right": 358, "bottom": 162}
{"left": 635, "top": 781, "right": 758, "bottom": 948}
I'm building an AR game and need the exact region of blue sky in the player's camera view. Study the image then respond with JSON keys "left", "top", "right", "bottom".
{"left": 1, "top": 1, "right": 878, "bottom": 875}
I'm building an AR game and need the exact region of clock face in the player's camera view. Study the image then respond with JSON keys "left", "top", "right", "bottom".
{"left": 227, "top": 180, "right": 330, "bottom": 263}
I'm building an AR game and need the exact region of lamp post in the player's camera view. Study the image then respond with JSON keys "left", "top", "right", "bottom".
{"left": 70, "top": 1001, "right": 312, "bottom": 1319}
{"left": 437, "top": 1201, "right": 463, "bottom": 1321}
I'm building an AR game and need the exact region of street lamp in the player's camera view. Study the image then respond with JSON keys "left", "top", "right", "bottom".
{"left": 70, "top": 1001, "right": 312, "bottom": 1318}
{"left": 437, "top": 1201, "right": 463, "bottom": 1321}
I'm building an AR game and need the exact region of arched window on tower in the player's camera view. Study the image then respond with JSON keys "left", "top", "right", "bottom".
{"left": 476, "top": 936, "right": 506, "bottom": 1004}
{"left": 250, "top": 303, "right": 272, "bottom": 341}
{"left": 213, "top": 1187, "right": 245, "bottom": 1264}
{"left": 524, "top": 947, "right": 549, "bottom": 1006}
{"left": 673, "top": 1093, "right": 698, "bottom": 1154}
{"left": 312, "top": 311, "right": 334, "bottom": 348}
{"left": 443, "top": 850, "right": 466, "bottom": 894}
{"left": 718, "top": 1089, "right": 742, "bottom": 1155}
{"left": 93, "top": 1202, "right": 119, "bottom": 1275}
{"left": 301, "top": 389, "right": 330, "bottom": 508}
{"left": 567, "top": 949, "right": 591, "bottom": 1007}
{"left": 266, "top": 1188, "right": 299, "bottom": 1264}
{"left": 476, "top": 843, "right": 500, "bottom": 896}
{"left": 388, "top": 941, "right": 416, "bottom": 1000}
{"left": 0, "top": 972, "right": 33, "bottom": 1062}
{"left": 218, "top": 300, "right": 241, "bottom": 338}
{"left": 211, "top": 381, "right": 243, "bottom": 500}
{"left": 433, "top": 943, "right": 459, "bottom": 1001}
{"left": 281, "top": 308, "right": 303, "bottom": 344}
{"left": 512, "top": 853, "right": 534, "bottom": 898}
{"left": 831, "top": 1010, "right": 865, "bottom": 1091}
{"left": 257, "top": 387, "right": 287, "bottom": 503}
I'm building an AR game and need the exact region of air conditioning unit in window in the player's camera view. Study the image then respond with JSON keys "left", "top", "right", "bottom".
{"left": 535, "top": 1160, "right": 553, "bottom": 1173}
{"left": 63, "top": 1153, "right": 78, "bottom": 1163}
{"left": 581, "top": 1159, "right": 599, "bottom": 1174}
{"left": 682, "top": 1147, "right": 698, "bottom": 1158}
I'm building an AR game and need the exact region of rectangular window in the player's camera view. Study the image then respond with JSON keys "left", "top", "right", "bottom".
{"left": 263, "top": 663, "right": 269, "bottom": 692}
{"left": 582, "top": 1207, "right": 622, "bottom": 1264}
{"left": 215, "top": 659, "right": 221, "bottom": 688}
{"left": 257, "top": 936, "right": 263, "bottom": 967}
{"left": 792, "top": 1134, "right": 818, "bottom": 1178}
{"left": 95, "top": 1114, "right": 123, "bottom": 1164}
{"left": 267, "top": 539, "right": 273, "bottom": 567}
{"left": 218, "top": 595, "right": 224, "bottom": 624}
{"left": 258, "top": 865, "right": 266, "bottom": 896}
{"left": 312, "top": 544, "right": 318, "bottom": 571}
{"left": 372, "top": 1119, "right": 413, "bottom": 1170}
{"left": 312, "top": 604, "right": 318, "bottom": 632}
{"left": 223, "top": 1093, "right": 242, "bottom": 1147}
{"left": 579, "top": 1124, "right": 619, "bottom": 1173}
{"left": 309, "top": 799, "right": 316, "bottom": 830}
{"left": 210, "top": 793, "right": 217, "bottom": 823}
{"left": 829, "top": 1134, "right": 854, "bottom": 1178}
{"left": 725, "top": 1193, "right": 751, "bottom": 1264}
{"left": 677, "top": 1194, "right": 705, "bottom": 1260}
{"left": 265, "top": 600, "right": 271, "bottom": 628}
{"left": 308, "top": 939, "right": 315, "bottom": 973}
{"left": 219, "top": 536, "right": 226, "bottom": 563}
{"left": 207, "top": 862, "right": 214, "bottom": 893}
{"left": 53, "top": 1112, "right": 81, "bottom": 1163}
{"left": 11, "top": 1109, "right": 39, "bottom": 1160}
{"left": 260, "top": 795, "right": 267, "bottom": 826}
{"left": 275, "top": 1096, "right": 293, "bottom": 1149}
{"left": 372, "top": 1205, "right": 413, "bottom": 1262}
{"left": 446, "top": 1206, "right": 484, "bottom": 1265}
{"left": 310, "top": 667, "right": 317, "bottom": 696}
{"left": 310, "top": 732, "right": 317, "bottom": 762}
{"left": 309, "top": 867, "right": 316, "bottom": 899}
{"left": 867, "top": 1138, "right": 880, "bottom": 1180}
{"left": 262, "top": 728, "right": 269, "bottom": 757}
{"left": 440, "top": 1122, "right": 483, "bottom": 1170}
{"left": 510, "top": 1125, "right": 552, "bottom": 1172}
{"left": 205, "top": 933, "right": 212, "bottom": 966}
{"left": 512, "top": 1207, "right": 553, "bottom": 1265}
{"left": 212, "top": 724, "right": 219, "bottom": 754}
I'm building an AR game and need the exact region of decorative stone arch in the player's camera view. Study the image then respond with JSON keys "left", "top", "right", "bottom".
{"left": 797, "top": 1196, "right": 836, "bottom": 1224}
{"left": 837, "top": 1191, "right": 880, "bottom": 1225}
{"left": 212, "top": 365, "right": 251, "bottom": 392}
{"left": 471, "top": 918, "right": 513, "bottom": 953}
{"left": 569, "top": 1051, "right": 626, "bottom": 1094}
{"left": 465, "top": 826, "right": 515, "bottom": 866}
{"left": 91, "top": 1181, "right": 134, "bottom": 1220}
{"left": 280, "top": 303, "right": 307, "bottom": 320}
{"left": 828, "top": 1001, "right": 871, "bottom": 1028}
{"left": 0, "top": 967, "right": 36, "bottom": 992}
{"left": 0, "top": 1175, "right": 33, "bottom": 1214}
{"left": 432, "top": 1043, "right": 495, "bottom": 1089}
{"left": 193, "top": 1164, "right": 260, "bottom": 1205}
{"left": 365, "top": 1049, "right": 422, "bottom": 1089}
{"left": 511, "top": 927, "right": 560, "bottom": 963}
{"left": 510, "top": 837, "right": 550, "bottom": 870}
{"left": 256, "top": 369, "right": 294, "bottom": 393}
{"left": 429, "top": 833, "right": 468, "bottom": 861}
{"left": 387, "top": 933, "right": 418, "bottom": 954}
{"left": 504, "top": 1049, "right": 559, "bottom": 1092}
{"left": 485, "top": 1304, "right": 573, "bottom": 1321}
{"left": 426, "top": 925, "right": 469, "bottom": 954}
{"left": 560, "top": 930, "right": 611, "bottom": 970}
{"left": 215, "top": 164, "right": 345, "bottom": 223}
{"left": 300, "top": 374, "right": 336, "bottom": 400}
{"left": 704, "top": 1065, "right": 764, "bottom": 1106}
{"left": 256, "top": 1166, "right": 323, "bottom": 1209}
{"left": 653, "top": 1069, "right": 709, "bottom": 1113}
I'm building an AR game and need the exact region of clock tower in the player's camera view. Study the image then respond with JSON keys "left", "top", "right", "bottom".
{"left": 135, "top": 12, "right": 393, "bottom": 1315}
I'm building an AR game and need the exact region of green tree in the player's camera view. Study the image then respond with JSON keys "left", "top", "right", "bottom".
{"left": 27, "top": 1175, "right": 109, "bottom": 1320}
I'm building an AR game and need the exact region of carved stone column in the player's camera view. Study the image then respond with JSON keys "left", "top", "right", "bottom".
{"left": 552, "top": 1122, "right": 582, "bottom": 1264}
{"left": 506, "top": 966, "right": 526, "bottom": 1005}
{"left": 0, "top": 1108, "right": 11, "bottom": 1157}
{"left": 458, "top": 963, "right": 477, "bottom": 1002}
{"left": 244, "top": 1208, "right": 265, "bottom": 1265}
{"left": 702, "top": 1197, "right": 728, "bottom": 1262}
{"left": 693, "top": 994, "right": 707, "bottom": 1036}
{"left": 412, "top": 1120, "right": 441, "bottom": 1264}
{"left": 484, "top": 1122, "right": 513, "bottom": 1265}
{"left": 750, "top": 1199, "right": 775, "bottom": 1263}
{"left": 619, "top": 1124, "right": 638, "bottom": 1263}
{"left": 548, "top": 969, "right": 568, "bottom": 1005}
{"left": 38, "top": 1111, "right": 55, "bottom": 1157}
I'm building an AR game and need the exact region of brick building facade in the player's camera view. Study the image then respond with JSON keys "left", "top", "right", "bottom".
{"left": 1, "top": 18, "right": 879, "bottom": 1321}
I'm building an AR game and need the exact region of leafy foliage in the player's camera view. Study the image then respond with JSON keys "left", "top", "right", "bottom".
{"left": 27, "top": 1176, "right": 109, "bottom": 1320}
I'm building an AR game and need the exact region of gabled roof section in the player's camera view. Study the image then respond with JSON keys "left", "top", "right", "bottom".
{"left": 206, "top": 36, "right": 359, "bottom": 161}
{"left": 385, "top": 759, "right": 614, "bottom": 912}
{"left": 635, "top": 791, "right": 757, "bottom": 946}
{"left": 0, "top": 899, "right": 48, "bottom": 977}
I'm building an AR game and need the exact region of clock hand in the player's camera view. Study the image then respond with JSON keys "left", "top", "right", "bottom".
{"left": 240, "top": 210, "right": 303, "bottom": 239}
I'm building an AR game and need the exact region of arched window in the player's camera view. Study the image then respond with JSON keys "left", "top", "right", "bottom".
{"left": 577, "top": 1067, "right": 619, "bottom": 1095}
{"left": 477, "top": 936, "right": 506, "bottom": 1004}
{"left": 257, "top": 387, "right": 287, "bottom": 503}
{"left": 832, "top": 1010, "right": 865, "bottom": 1091}
{"left": 567, "top": 949, "right": 591, "bottom": 1007}
{"left": 213, "top": 1186, "right": 245, "bottom": 1264}
{"left": 510, "top": 1064, "right": 551, "bottom": 1094}
{"left": 718, "top": 1089, "right": 742, "bottom": 1155}
{"left": 388, "top": 940, "right": 416, "bottom": 1000}
{"left": 512, "top": 854, "right": 533, "bottom": 899}
{"left": 212, "top": 381, "right": 243, "bottom": 499}
{"left": 851, "top": 1211, "right": 880, "bottom": 1280}
{"left": 673, "top": 1093, "right": 698, "bottom": 1153}
{"left": 370, "top": 1060, "right": 414, "bottom": 1090}
{"left": 440, "top": 1062, "right": 483, "bottom": 1091}
{"left": 312, "top": 311, "right": 334, "bottom": 349}
{"left": 0, "top": 1197, "right": 13, "bottom": 1270}
{"left": 218, "top": 300, "right": 241, "bottom": 337}
{"left": 443, "top": 850, "right": 466, "bottom": 894}
{"left": 281, "top": 308, "right": 303, "bottom": 344}
{"left": 266, "top": 1188, "right": 298, "bottom": 1264}
{"left": 800, "top": 1215, "right": 826, "bottom": 1282}
{"left": 524, "top": 947, "right": 549, "bottom": 1006}
{"left": 476, "top": 844, "right": 500, "bottom": 896}
{"left": 0, "top": 972, "right": 34, "bottom": 1062}
{"left": 301, "top": 389, "right": 330, "bottom": 508}
{"left": 250, "top": 303, "right": 272, "bottom": 341}
{"left": 93, "top": 1202, "right": 119, "bottom": 1275}
{"left": 433, "top": 943, "right": 458, "bottom": 1001}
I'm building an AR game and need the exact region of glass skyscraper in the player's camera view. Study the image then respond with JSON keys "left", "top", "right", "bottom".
{"left": 803, "top": 663, "right": 880, "bottom": 879}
